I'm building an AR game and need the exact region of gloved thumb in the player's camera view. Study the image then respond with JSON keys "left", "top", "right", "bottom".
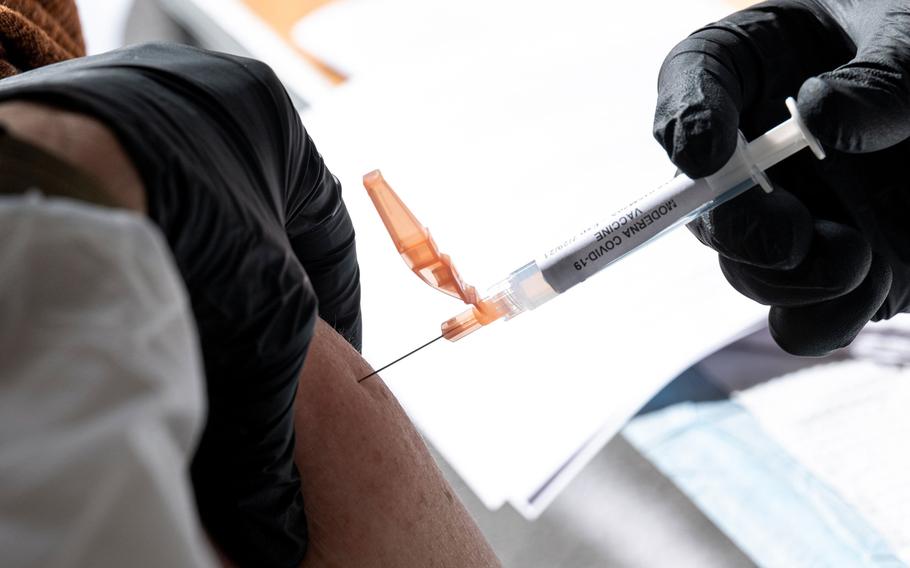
{"left": 797, "top": 10, "right": 910, "bottom": 153}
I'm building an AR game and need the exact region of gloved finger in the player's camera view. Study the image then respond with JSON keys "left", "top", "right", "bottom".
{"left": 873, "top": 261, "right": 910, "bottom": 321}
{"left": 718, "top": 220, "right": 872, "bottom": 306}
{"left": 687, "top": 185, "right": 813, "bottom": 269}
{"left": 653, "top": 58, "right": 740, "bottom": 179}
{"left": 798, "top": 5, "right": 910, "bottom": 153}
{"left": 654, "top": 4, "right": 841, "bottom": 178}
{"left": 769, "top": 253, "right": 892, "bottom": 356}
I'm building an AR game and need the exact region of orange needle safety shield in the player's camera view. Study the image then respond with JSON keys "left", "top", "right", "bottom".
{"left": 363, "top": 170, "right": 509, "bottom": 341}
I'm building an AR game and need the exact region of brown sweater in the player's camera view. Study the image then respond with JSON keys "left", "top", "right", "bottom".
{"left": 0, "top": 0, "right": 83, "bottom": 78}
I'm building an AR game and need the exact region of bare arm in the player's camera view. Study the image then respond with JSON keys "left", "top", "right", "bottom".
{"left": 295, "top": 319, "right": 500, "bottom": 567}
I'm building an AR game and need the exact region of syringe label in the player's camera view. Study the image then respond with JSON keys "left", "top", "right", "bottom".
{"left": 614, "top": 199, "right": 678, "bottom": 239}
{"left": 573, "top": 235, "right": 622, "bottom": 271}
{"left": 591, "top": 198, "right": 678, "bottom": 240}
{"left": 573, "top": 199, "right": 677, "bottom": 269}
{"left": 541, "top": 222, "right": 600, "bottom": 261}
{"left": 592, "top": 208, "right": 642, "bottom": 240}
{"left": 537, "top": 176, "right": 713, "bottom": 293}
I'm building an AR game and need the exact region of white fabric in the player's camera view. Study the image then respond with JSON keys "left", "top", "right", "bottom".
{"left": 0, "top": 194, "right": 217, "bottom": 568}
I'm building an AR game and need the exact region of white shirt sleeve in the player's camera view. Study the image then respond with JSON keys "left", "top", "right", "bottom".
{"left": 0, "top": 194, "right": 218, "bottom": 568}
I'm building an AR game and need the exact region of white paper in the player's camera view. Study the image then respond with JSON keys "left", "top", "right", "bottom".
{"left": 299, "top": 0, "right": 765, "bottom": 515}
{"left": 293, "top": 0, "right": 444, "bottom": 78}
{"left": 737, "top": 357, "right": 910, "bottom": 563}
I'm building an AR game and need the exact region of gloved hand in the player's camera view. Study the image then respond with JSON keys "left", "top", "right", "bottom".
{"left": 653, "top": 0, "right": 910, "bottom": 356}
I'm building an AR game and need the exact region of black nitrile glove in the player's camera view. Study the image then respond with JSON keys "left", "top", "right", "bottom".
{"left": 653, "top": 0, "right": 910, "bottom": 356}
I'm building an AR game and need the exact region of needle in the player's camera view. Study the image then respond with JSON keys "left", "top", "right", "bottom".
{"left": 358, "top": 334, "right": 445, "bottom": 383}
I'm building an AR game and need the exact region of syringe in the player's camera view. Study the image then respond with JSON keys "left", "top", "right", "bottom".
{"left": 364, "top": 97, "right": 825, "bottom": 341}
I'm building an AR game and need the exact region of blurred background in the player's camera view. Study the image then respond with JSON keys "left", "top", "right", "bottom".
{"left": 71, "top": 1, "right": 910, "bottom": 566}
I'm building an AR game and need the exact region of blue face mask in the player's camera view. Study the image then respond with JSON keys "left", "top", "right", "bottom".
{"left": 626, "top": 398, "right": 903, "bottom": 567}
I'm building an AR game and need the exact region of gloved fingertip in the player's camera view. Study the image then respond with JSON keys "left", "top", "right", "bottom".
{"left": 873, "top": 263, "right": 910, "bottom": 321}
{"left": 768, "top": 310, "right": 832, "bottom": 357}
{"left": 699, "top": 188, "right": 813, "bottom": 269}
{"left": 653, "top": 69, "right": 740, "bottom": 178}
{"left": 670, "top": 116, "right": 738, "bottom": 179}
{"left": 796, "top": 77, "right": 840, "bottom": 150}
{"left": 723, "top": 220, "right": 873, "bottom": 308}
{"left": 768, "top": 254, "right": 892, "bottom": 356}
{"left": 798, "top": 70, "right": 910, "bottom": 153}
{"left": 763, "top": 194, "right": 814, "bottom": 271}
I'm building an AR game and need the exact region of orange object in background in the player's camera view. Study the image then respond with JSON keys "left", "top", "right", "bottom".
{"left": 239, "top": 0, "right": 346, "bottom": 83}
{"left": 363, "top": 170, "right": 511, "bottom": 341}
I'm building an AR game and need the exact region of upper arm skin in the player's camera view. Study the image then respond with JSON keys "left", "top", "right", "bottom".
{"left": 294, "top": 319, "right": 500, "bottom": 568}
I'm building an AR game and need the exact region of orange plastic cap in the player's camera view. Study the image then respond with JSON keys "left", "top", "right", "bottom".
{"left": 364, "top": 170, "right": 511, "bottom": 341}
{"left": 364, "top": 170, "right": 479, "bottom": 304}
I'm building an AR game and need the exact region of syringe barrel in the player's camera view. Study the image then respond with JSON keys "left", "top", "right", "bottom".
{"left": 507, "top": 97, "right": 823, "bottom": 305}
{"left": 464, "top": 97, "right": 823, "bottom": 335}
{"left": 535, "top": 171, "right": 718, "bottom": 293}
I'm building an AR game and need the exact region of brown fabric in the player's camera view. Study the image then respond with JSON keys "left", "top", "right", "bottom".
{"left": 0, "top": 0, "right": 84, "bottom": 78}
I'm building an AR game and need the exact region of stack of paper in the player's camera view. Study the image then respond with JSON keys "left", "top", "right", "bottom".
{"left": 738, "top": 356, "right": 910, "bottom": 563}
{"left": 297, "top": 0, "right": 765, "bottom": 516}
